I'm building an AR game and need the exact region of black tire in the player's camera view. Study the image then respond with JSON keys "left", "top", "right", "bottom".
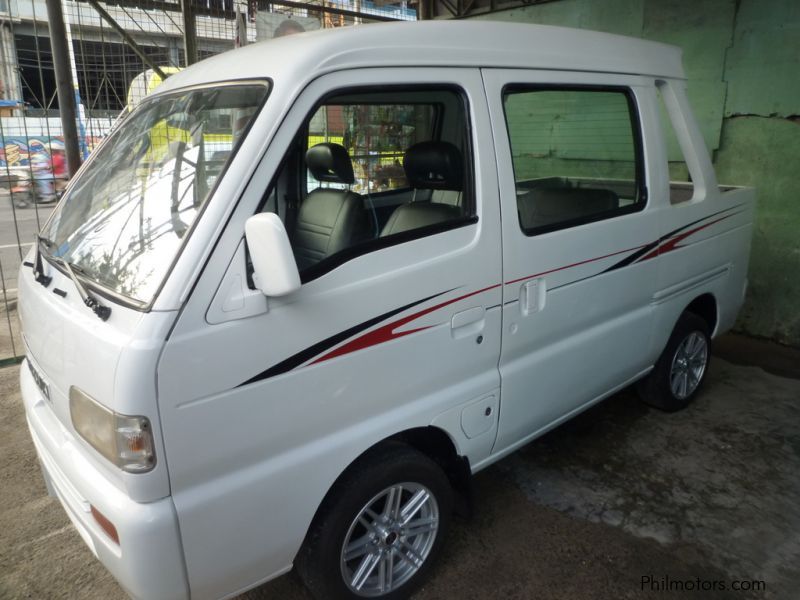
{"left": 637, "top": 311, "right": 711, "bottom": 412}
{"left": 295, "top": 442, "right": 453, "bottom": 600}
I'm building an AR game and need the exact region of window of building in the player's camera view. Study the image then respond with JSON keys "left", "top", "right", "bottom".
{"left": 503, "top": 86, "right": 645, "bottom": 235}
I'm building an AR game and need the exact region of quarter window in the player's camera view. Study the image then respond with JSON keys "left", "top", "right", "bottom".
{"left": 503, "top": 87, "right": 645, "bottom": 235}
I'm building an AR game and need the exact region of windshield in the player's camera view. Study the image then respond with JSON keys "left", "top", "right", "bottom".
{"left": 42, "top": 83, "right": 268, "bottom": 305}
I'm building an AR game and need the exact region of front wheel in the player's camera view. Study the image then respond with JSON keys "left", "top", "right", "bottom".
{"left": 296, "top": 443, "right": 453, "bottom": 600}
{"left": 638, "top": 311, "right": 711, "bottom": 412}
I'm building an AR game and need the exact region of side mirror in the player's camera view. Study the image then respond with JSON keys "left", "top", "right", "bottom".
{"left": 244, "top": 213, "right": 301, "bottom": 297}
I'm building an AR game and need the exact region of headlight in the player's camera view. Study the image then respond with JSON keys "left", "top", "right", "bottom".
{"left": 69, "top": 387, "right": 156, "bottom": 473}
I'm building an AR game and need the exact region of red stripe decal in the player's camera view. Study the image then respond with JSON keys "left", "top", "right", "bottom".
{"left": 638, "top": 214, "right": 733, "bottom": 262}
{"left": 311, "top": 283, "right": 501, "bottom": 365}
{"left": 504, "top": 244, "right": 647, "bottom": 286}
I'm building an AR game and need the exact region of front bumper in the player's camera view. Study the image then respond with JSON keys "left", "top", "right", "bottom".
{"left": 20, "top": 359, "right": 189, "bottom": 600}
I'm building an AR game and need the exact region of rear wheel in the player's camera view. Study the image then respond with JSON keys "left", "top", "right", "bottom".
{"left": 296, "top": 443, "right": 453, "bottom": 600}
{"left": 638, "top": 311, "right": 711, "bottom": 412}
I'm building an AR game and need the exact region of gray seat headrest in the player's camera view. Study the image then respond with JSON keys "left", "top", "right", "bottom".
{"left": 306, "top": 143, "right": 355, "bottom": 184}
{"left": 403, "top": 141, "right": 463, "bottom": 191}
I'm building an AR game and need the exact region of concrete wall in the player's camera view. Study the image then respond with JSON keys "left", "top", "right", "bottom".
{"left": 473, "top": 0, "right": 800, "bottom": 347}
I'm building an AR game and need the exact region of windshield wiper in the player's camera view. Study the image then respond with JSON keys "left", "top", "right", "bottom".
{"left": 31, "top": 234, "right": 53, "bottom": 287}
{"left": 55, "top": 258, "right": 112, "bottom": 322}
{"left": 26, "top": 234, "right": 111, "bottom": 321}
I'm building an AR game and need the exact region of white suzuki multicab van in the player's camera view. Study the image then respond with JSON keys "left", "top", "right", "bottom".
{"left": 19, "top": 21, "right": 754, "bottom": 600}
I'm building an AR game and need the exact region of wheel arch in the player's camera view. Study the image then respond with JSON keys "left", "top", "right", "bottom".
{"left": 296, "top": 426, "right": 472, "bottom": 560}
{"left": 387, "top": 426, "right": 472, "bottom": 517}
{"left": 685, "top": 293, "right": 718, "bottom": 336}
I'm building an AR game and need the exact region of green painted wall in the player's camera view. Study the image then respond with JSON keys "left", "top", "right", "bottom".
{"left": 473, "top": 0, "right": 800, "bottom": 347}
{"left": 504, "top": 89, "right": 637, "bottom": 182}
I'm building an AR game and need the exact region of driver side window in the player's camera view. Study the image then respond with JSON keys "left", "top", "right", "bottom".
{"left": 257, "top": 86, "right": 475, "bottom": 283}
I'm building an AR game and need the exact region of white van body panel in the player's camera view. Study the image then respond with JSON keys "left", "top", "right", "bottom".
{"left": 17, "top": 22, "right": 755, "bottom": 600}
{"left": 17, "top": 248, "right": 175, "bottom": 502}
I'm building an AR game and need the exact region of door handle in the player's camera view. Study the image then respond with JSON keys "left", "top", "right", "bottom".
{"left": 520, "top": 278, "right": 546, "bottom": 316}
{"left": 451, "top": 306, "right": 485, "bottom": 339}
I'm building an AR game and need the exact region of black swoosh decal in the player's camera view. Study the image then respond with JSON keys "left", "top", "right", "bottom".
{"left": 238, "top": 289, "right": 452, "bottom": 387}
{"left": 602, "top": 241, "right": 660, "bottom": 273}
{"left": 602, "top": 204, "right": 745, "bottom": 273}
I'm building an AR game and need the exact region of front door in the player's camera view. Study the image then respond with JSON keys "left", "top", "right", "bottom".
{"left": 157, "top": 68, "right": 503, "bottom": 598}
{"left": 482, "top": 69, "right": 660, "bottom": 454}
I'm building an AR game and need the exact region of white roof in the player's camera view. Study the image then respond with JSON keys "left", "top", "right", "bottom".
{"left": 157, "top": 21, "right": 683, "bottom": 95}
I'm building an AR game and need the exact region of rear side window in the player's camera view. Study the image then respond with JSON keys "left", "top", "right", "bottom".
{"left": 503, "top": 87, "right": 645, "bottom": 235}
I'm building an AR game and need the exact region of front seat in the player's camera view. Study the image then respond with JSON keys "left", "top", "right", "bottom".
{"left": 292, "top": 143, "right": 368, "bottom": 270}
{"left": 381, "top": 141, "right": 464, "bottom": 237}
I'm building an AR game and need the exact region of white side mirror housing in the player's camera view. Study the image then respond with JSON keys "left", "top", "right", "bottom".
{"left": 244, "top": 213, "right": 301, "bottom": 297}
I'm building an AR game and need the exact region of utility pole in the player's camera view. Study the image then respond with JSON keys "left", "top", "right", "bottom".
{"left": 181, "top": 0, "right": 198, "bottom": 66}
{"left": 45, "top": 0, "right": 82, "bottom": 176}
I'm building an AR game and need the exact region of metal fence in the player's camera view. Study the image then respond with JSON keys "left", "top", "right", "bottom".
{"left": 0, "top": 0, "right": 415, "bottom": 365}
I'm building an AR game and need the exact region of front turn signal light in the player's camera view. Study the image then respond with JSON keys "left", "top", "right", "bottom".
{"left": 69, "top": 386, "right": 156, "bottom": 473}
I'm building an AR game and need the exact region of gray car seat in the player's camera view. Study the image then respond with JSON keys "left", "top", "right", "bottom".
{"left": 381, "top": 141, "right": 465, "bottom": 237}
{"left": 292, "top": 143, "right": 368, "bottom": 270}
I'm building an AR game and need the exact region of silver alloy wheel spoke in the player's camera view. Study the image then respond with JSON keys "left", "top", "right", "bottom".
{"left": 382, "top": 486, "right": 395, "bottom": 518}
{"left": 688, "top": 334, "right": 702, "bottom": 356}
{"left": 387, "top": 485, "right": 403, "bottom": 519}
{"left": 344, "top": 534, "right": 373, "bottom": 562}
{"left": 358, "top": 515, "right": 375, "bottom": 533}
{"left": 352, "top": 553, "right": 382, "bottom": 591}
{"left": 403, "top": 516, "right": 438, "bottom": 538}
{"left": 684, "top": 334, "right": 695, "bottom": 356}
{"left": 341, "top": 482, "right": 439, "bottom": 597}
{"left": 398, "top": 540, "right": 425, "bottom": 568}
{"left": 380, "top": 550, "right": 394, "bottom": 592}
{"left": 400, "top": 489, "right": 429, "bottom": 525}
{"left": 378, "top": 554, "right": 387, "bottom": 593}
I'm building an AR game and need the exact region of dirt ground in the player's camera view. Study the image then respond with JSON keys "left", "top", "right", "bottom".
{"left": 1, "top": 341, "right": 798, "bottom": 600}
